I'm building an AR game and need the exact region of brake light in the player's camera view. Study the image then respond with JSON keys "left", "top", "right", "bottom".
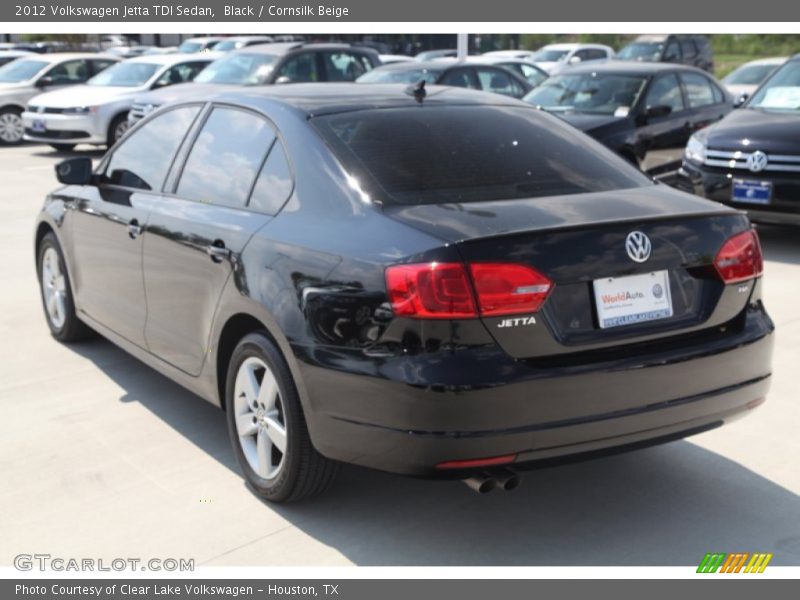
{"left": 385, "top": 262, "right": 553, "bottom": 319}
{"left": 385, "top": 263, "right": 477, "bottom": 318}
{"left": 470, "top": 263, "right": 553, "bottom": 316}
{"left": 714, "top": 230, "right": 764, "bottom": 284}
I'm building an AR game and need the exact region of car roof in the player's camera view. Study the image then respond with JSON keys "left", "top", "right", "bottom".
{"left": 368, "top": 60, "right": 447, "bottom": 72}
{"left": 182, "top": 37, "right": 223, "bottom": 43}
{"left": 539, "top": 43, "right": 580, "bottom": 51}
{"left": 219, "top": 35, "right": 273, "bottom": 42}
{"left": 21, "top": 52, "right": 119, "bottom": 63}
{"left": 738, "top": 56, "right": 789, "bottom": 66}
{"left": 123, "top": 53, "right": 218, "bottom": 66}
{"left": 0, "top": 50, "right": 32, "bottom": 56}
{"left": 201, "top": 83, "right": 528, "bottom": 118}
{"left": 231, "top": 42, "right": 369, "bottom": 57}
{"left": 566, "top": 60, "right": 707, "bottom": 76}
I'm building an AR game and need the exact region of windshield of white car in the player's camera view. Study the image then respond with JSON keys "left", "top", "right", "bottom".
{"left": 524, "top": 73, "right": 647, "bottom": 115}
{"left": 88, "top": 62, "right": 160, "bottom": 87}
{"left": 724, "top": 63, "right": 781, "bottom": 86}
{"left": 0, "top": 59, "right": 48, "bottom": 82}
{"left": 617, "top": 43, "right": 663, "bottom": 61}
{"left": 357, "top": 67, "right": 442, "bottom": 84}
{"left": 530, "top": 50, "right": 569, "bottom": 62}
{"left": 748, "top": 60, "right": 800, "bottom": 111}
{"left": 193, "top": 53, "right": 278, "bottom": 85}
{"left": 177, "top": 41, "right": 204, "bottom": 53}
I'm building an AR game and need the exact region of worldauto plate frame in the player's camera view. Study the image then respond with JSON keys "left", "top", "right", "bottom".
{"left": 593, "top": 270, "right": 673, "bottom": 329}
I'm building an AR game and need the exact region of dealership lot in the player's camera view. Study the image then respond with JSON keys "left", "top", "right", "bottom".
{"left": 1, "top": 142, "right": 799, "bottom": 566}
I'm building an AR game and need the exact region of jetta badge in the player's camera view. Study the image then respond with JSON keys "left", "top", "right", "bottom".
{"left": 625, "top": 231, "right": 652, "bottom": 263}
{"left": 747, "top": 150, "right": 769, "bottom": 173}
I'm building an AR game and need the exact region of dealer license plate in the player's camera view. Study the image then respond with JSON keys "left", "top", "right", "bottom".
{"left": 732, "top": 179, "right": 772, "bottom": 205}
{"left": 593, "top": 270, "right": 673, "bottom": 329}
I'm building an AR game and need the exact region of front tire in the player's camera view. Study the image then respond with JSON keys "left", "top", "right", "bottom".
{"left": 107, "top": 113, "right": 129, "bottom": 147}
{"left": 0, "top": 107, "right": 24, "bottom": 145}
{"left": 37, "top": 232, "right": 93, "bottom": 342}
{"left": 225, "top": 332, "right": 339, "bottom": 503}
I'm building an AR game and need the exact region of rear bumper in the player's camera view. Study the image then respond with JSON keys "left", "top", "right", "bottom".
{"left": 297, "top": 302, "right": 774, "bottom": 476}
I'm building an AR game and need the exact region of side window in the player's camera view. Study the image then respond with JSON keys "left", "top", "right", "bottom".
{"left": 680, "top": 39, "right": 698, "bottom": 59}
{"left": 322, "top": 52, "right": 371, "bottom": 81}
{"left": 440, "top": 67, "right": 478, "bottom": 89}
{"left": 250, "top": 139, "right": 293, "bottom": 215}
{"left": 573, "top": 49, "right": 592, "bottom": 61}
{"left": 176, "top": 107, "right": 275, "bottom": 208}
{"left": 155, "top": 62, "right": 208, "bottom": 87}
{"left": 45, "top": 59, "right": 90, "bottom": 84}
{"left": 476, "top": 67, "right": 522, "bottom": 98}
{"left": 104, "top": 106, "right": 200, "bottom": 191}
{"left": 682, "top": 72, "right": 717, "bottom": 107}
{"left": 588, "top": 48, "right": 609, "bottom": 60}
{"left": 276, "top": 53, "right": 319, "bottom": 83}
{"left": 520, "top": 63, "right": 547, "bottom": 86}
{"left": 90, "top": 59, "right": 117, "bottom": 75}
{"left": 663, "top": 41, "right": 681, "bottom": 63}
{"left": 645, "top": 74, "right": 685, "bottom": 112}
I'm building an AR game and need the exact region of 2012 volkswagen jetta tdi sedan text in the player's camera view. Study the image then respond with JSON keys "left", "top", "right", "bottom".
{"left": 35, "top": 84, "right": 773, "bottom": 502}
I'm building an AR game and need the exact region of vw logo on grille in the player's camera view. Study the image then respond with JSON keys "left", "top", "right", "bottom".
{"left": 625, "top": 231, "right": 652, "bottom": 263}
{"left": 747, "top": 150, "right": 769, "bottom": 173}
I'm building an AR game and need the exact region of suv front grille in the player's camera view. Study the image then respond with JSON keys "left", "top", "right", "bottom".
{"left": 704, "top": 149, "right": 800, "bottom": 173}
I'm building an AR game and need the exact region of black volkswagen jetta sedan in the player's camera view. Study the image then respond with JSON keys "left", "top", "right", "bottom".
{"left": 679, "top": 54, "right": 800, "bottom": 225}
{"left": 524, "top": 62, "right": 732, "bottom": 177}
{"left": 35, "top": 84, "right": 773, "bottom": 502}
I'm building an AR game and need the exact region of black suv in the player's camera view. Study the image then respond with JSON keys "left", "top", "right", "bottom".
{"left": 617, "top": 35, "right": 714, "bottom": 73}
{"left": 128, "top": 42, "right": 381, "bottom": 124}
{"left": 679, "top": 53, "right": 800, "bottom": 225}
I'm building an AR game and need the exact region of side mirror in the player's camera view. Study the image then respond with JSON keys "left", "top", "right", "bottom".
{"left": 734, "top": 93, "right": 749, "bottom": 108}
{"left": 55, "top": 157, "right": 93, "bottom": 185}
{"left": 36, "top": 75, "right": 54, "bottom": 88}
{"left": 645, "top": 104, "right": 672, "bottom": 119}
{"left": 568, "top": 56, "right": 582, "bottom": 65}
{"left": 275, "top": 75, "right": 293, "bottom": 84}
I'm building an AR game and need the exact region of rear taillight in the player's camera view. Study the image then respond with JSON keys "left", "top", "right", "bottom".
{"left": 385, "top": 262, "right": 553, "bottom": 319}
{"left": 385, "top": 263, "right": 477, "bottom": 319}
{"left": 714, "top": 230, "right": 764, "bottom": 284}
{"left": 470, "top": 263, "right": 553, "bottom": 316}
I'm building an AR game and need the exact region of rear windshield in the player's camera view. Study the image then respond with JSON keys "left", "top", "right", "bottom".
{"left": 312, "top": 105, "right": 651, "bottom": 205}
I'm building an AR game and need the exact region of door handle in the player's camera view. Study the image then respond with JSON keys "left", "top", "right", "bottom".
{"left": 206, "top": 242, "right": 232, "bottom": 264}
{"left": 128, "top": 219, "right": 143, "bottom": 239}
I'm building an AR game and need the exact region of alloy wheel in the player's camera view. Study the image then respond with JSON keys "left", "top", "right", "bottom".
{"left": 41, "top": 247, "right": 67, "bottom": 330}
{"left": 113, "top": 120, "right": 129, "bottom": 143}
{"left": 233, "top": 356, "right": 288, "bottom": 480}
{"left": 0, "top": 112, "right": 23, "bottom": 144}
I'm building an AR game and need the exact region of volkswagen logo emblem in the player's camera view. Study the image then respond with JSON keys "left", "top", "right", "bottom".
{"left": 625, "top": 231, "right": 652, "bottom": 263}
{"left": 747, "top": 150, "right": 769, "bottom": 173}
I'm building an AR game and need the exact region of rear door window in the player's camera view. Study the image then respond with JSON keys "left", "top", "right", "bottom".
{"left": 681, "top": 72, "right": 717, "bottom": 107}
{"left": 275, "top": 52, "right": 319, "bottom": 83}
{"left": 312, "top": 105, "right": 652, "bottom": 206}
{"left": 440, "top": 67, "right": 478, "bottom": 89}
{"left": 645, "top": 74, "right": 685, "bottom": 112}
{"left": 321, "top": 51, "right": 373, "bottom": 81}
{"left": 475, "top": 67, "right": 524, "bottom": 97}
{"left": 176, "top": 107, "right": 275, "bottom": 208}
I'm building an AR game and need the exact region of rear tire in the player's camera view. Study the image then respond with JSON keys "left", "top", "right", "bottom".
{"left": 225, "top": 332, "right": 339, "bottom": 503}
{"left": 0, "top": 107, "right": 24, "bottom": 145}
{"left": 37, "top": 232, "right": 94, "bottom": 342}
{"left": 49, "top": 143, "right": 76, "bottom": 152}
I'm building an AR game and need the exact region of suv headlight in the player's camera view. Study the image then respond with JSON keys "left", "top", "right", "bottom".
{"left": 685, "top": 131, "right": 708, "bottom": 164}
{"left": 62, "top": 106, "right": 96, "bottom": 115}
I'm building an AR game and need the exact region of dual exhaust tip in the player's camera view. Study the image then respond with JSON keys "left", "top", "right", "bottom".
{"left": 462, "top": 468, "right": 521, "bottom": 494}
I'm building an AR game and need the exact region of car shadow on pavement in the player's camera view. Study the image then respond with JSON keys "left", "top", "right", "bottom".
{"left": 757, "top": 224, "right": 800, "bottom": 265}
{"left": 66, "top": 338, "right": 800, "bottom": 567}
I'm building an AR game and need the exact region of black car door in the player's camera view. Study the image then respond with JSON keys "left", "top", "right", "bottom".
{"left": 68, "top": 105, "right": 202, "bottom": 346}
{"left": 142, "top": 105, "right": 279, "bottom": 375}
{"left": 636, "top": 72, "right": 690, "bottom": 172}
{"left": 679, "top": 71, "right": 730, "bottom": 132}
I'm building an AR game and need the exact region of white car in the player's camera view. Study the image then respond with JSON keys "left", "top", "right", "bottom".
{"left": 213, "top": 36, "right": 275, "bottom": 52}
{"left": 379, "top": 54, "right": 413, "bottom": 65}
{"left": 23, "top": 53, "right": 216, "bottom": 150}
{"left": 0, "top": 53, "right": 119, "bottom": 145}
{"left": 529, "top": 43, "right": 615, "bottom": 74}
{"left": 0, "top": 50, "right": 33, "bottom": 69}
{"left": 483, "top": 49, "right": 540, "bottom": 62}
{"left": 721, "top": 57, "right": 787, "bottom": 100}
{"left": 177, "top": 37, "right": 225, "bottom": 53}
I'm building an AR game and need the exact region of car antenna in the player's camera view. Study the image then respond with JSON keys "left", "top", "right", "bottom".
{"left": 406, "top": 79, "right": 426, "bottom": 104}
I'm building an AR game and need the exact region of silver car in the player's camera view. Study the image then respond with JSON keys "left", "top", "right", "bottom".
{"left": 0, "top": 53, "right": 119, "bottom": 145}
{"left": 22, "top": 53, "right": 216, "bottom": 150}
